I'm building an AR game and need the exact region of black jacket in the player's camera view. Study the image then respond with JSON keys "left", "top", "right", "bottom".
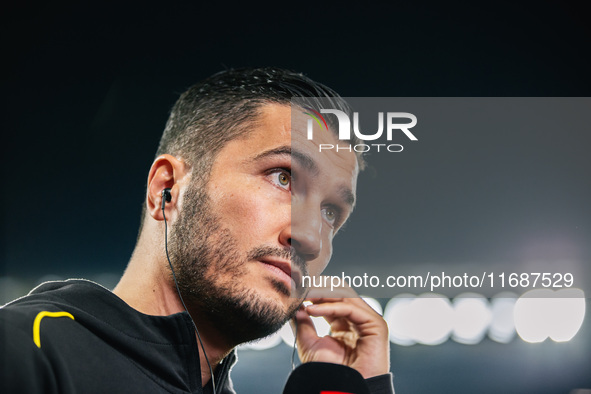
{"left": 1, "top": 279, "right": 394, "bottom": 393}
{"left": 0, "top": 280, "right": 236, "bottom": 393}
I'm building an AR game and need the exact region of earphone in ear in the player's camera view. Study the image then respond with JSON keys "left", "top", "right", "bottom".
{"left": 160, "top": 185, "right": 217, "bottom": 393}
{"left": 161, "top": 188, "right": 172, "bottom": 210}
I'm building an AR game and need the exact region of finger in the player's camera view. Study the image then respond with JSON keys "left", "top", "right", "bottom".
{"left": 305, "top": 297, "right": 344, "bottom": 304}
{"left": 305, "top": 301, "right": 380, "bottom": 329}
{"left": 307, "top": 297, "right": 381, "bottom": 317}
{"left": 293, "top": 307, "right": 320, "bottom": 349}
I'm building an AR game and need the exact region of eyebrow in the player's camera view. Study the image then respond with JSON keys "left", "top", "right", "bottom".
{"left": 250, "top": 146, "right": 290, "bottom": 161}
{"left": 250, "top": 145, "right": 356, "bottom": 209}
{"left": 251, "top": 145, "right": 318, "bottom": 174}
{"left": 338, "top": 185, "right": 356, "bottom": 209}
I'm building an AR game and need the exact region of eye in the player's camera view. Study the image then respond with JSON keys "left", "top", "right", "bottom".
{"left": 321, "top": 206, "right": 340, "bottom": 227}
{"left": 268, "top": 169, "right": 291, "bottom": 191}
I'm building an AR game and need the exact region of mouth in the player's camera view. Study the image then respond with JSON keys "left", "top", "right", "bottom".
{"left": 258, "top": 258, "right": 302, "bottom": 293}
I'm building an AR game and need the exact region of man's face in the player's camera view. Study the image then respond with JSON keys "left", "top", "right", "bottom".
{"left": 170, "top": 103, "right": 358, "bottom": 344}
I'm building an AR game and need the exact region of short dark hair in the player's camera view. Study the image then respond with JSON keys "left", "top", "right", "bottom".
{"left": 139, "top": 67, "right": 360, "bottom": 233}
{"left": 156, "top": 67, "right": 359, "bottom": 174}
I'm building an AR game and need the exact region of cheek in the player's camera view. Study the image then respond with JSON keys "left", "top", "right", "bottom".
{"left": 309, "top": 242, "right": 333, "bottom": 277}
{"left": 210, "top": 179, "right": 288, "bottom": 246}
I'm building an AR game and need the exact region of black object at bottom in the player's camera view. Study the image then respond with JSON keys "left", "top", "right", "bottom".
{"left": 283, "top": 362, "right": 371, "bottom": 394}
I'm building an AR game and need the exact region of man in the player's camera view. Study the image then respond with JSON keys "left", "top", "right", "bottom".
{"left": 1, "top": 67, "right": 393, "bottom": 393}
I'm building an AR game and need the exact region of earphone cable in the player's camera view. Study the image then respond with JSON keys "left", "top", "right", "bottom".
{"left": 291, "top": 317, "right": 298, "bottom": 370}
{"left": 163, "top": 206, "right": 217, "bottom": 394}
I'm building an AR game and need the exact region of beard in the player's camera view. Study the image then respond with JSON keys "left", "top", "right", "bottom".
{"left": 168, "top": 181, "right": 307, "bottom": 345}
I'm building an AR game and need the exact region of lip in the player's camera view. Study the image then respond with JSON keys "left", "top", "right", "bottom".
{"left": 258, "top": 258, "right": 302, "bottom": 292}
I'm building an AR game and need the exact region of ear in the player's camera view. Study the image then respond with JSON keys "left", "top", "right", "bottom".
{"left": 146, "top": 154, "right": 188, "bottom": 221}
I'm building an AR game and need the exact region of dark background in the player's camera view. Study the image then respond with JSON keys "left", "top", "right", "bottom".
{"left": 2, "top": 2, "right": 591, "bottom": 393}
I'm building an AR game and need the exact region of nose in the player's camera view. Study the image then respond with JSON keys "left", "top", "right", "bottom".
{"left": 280, "top": 200, "right": 322, "bottom": 261}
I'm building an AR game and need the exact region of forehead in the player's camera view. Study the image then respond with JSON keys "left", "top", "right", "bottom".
{"left": 251, "top": 104, "right": 359, "bottom": 188}
{"left": 210, "top": 102, "right": 359, "bottom": 205}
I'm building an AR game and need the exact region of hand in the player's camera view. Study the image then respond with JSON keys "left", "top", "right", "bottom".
{"left": 293, "top": 286, "right": 390, "bottom": 379}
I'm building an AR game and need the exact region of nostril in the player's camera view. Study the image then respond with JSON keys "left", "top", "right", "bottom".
{"left": 290, "top": 236, "right": 321, "bottom": 261}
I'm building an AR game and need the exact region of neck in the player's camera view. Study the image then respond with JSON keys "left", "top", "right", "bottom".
{"left": 113, "top": 231, "right": 233, "bottom": 386}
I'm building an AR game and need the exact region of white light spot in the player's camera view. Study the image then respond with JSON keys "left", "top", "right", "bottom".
{"left": 514, "top": 288, "right": 586, "bottom": 343}
{"left": 410, "top": 293, "right": 454, "bottom": 345}
{"left": 488, "top": 292, "right": 517, "bottom": 344}
{"left": 279, "top": 322, "right": 296, "bottom": 347}
{"left": 514, "top": 289, "right": 553, "bottom": 343}
{"left": 452, "top": 293, "right": 492, "bottom": 345}
{"left": 311, "top": 316, "right": 331, "bottom": 337}
{"left": 548, "top": 288, "right": 585, "bottom": 342}
{"left": 384, "top": 294, "right": 416, "bottom": 346}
